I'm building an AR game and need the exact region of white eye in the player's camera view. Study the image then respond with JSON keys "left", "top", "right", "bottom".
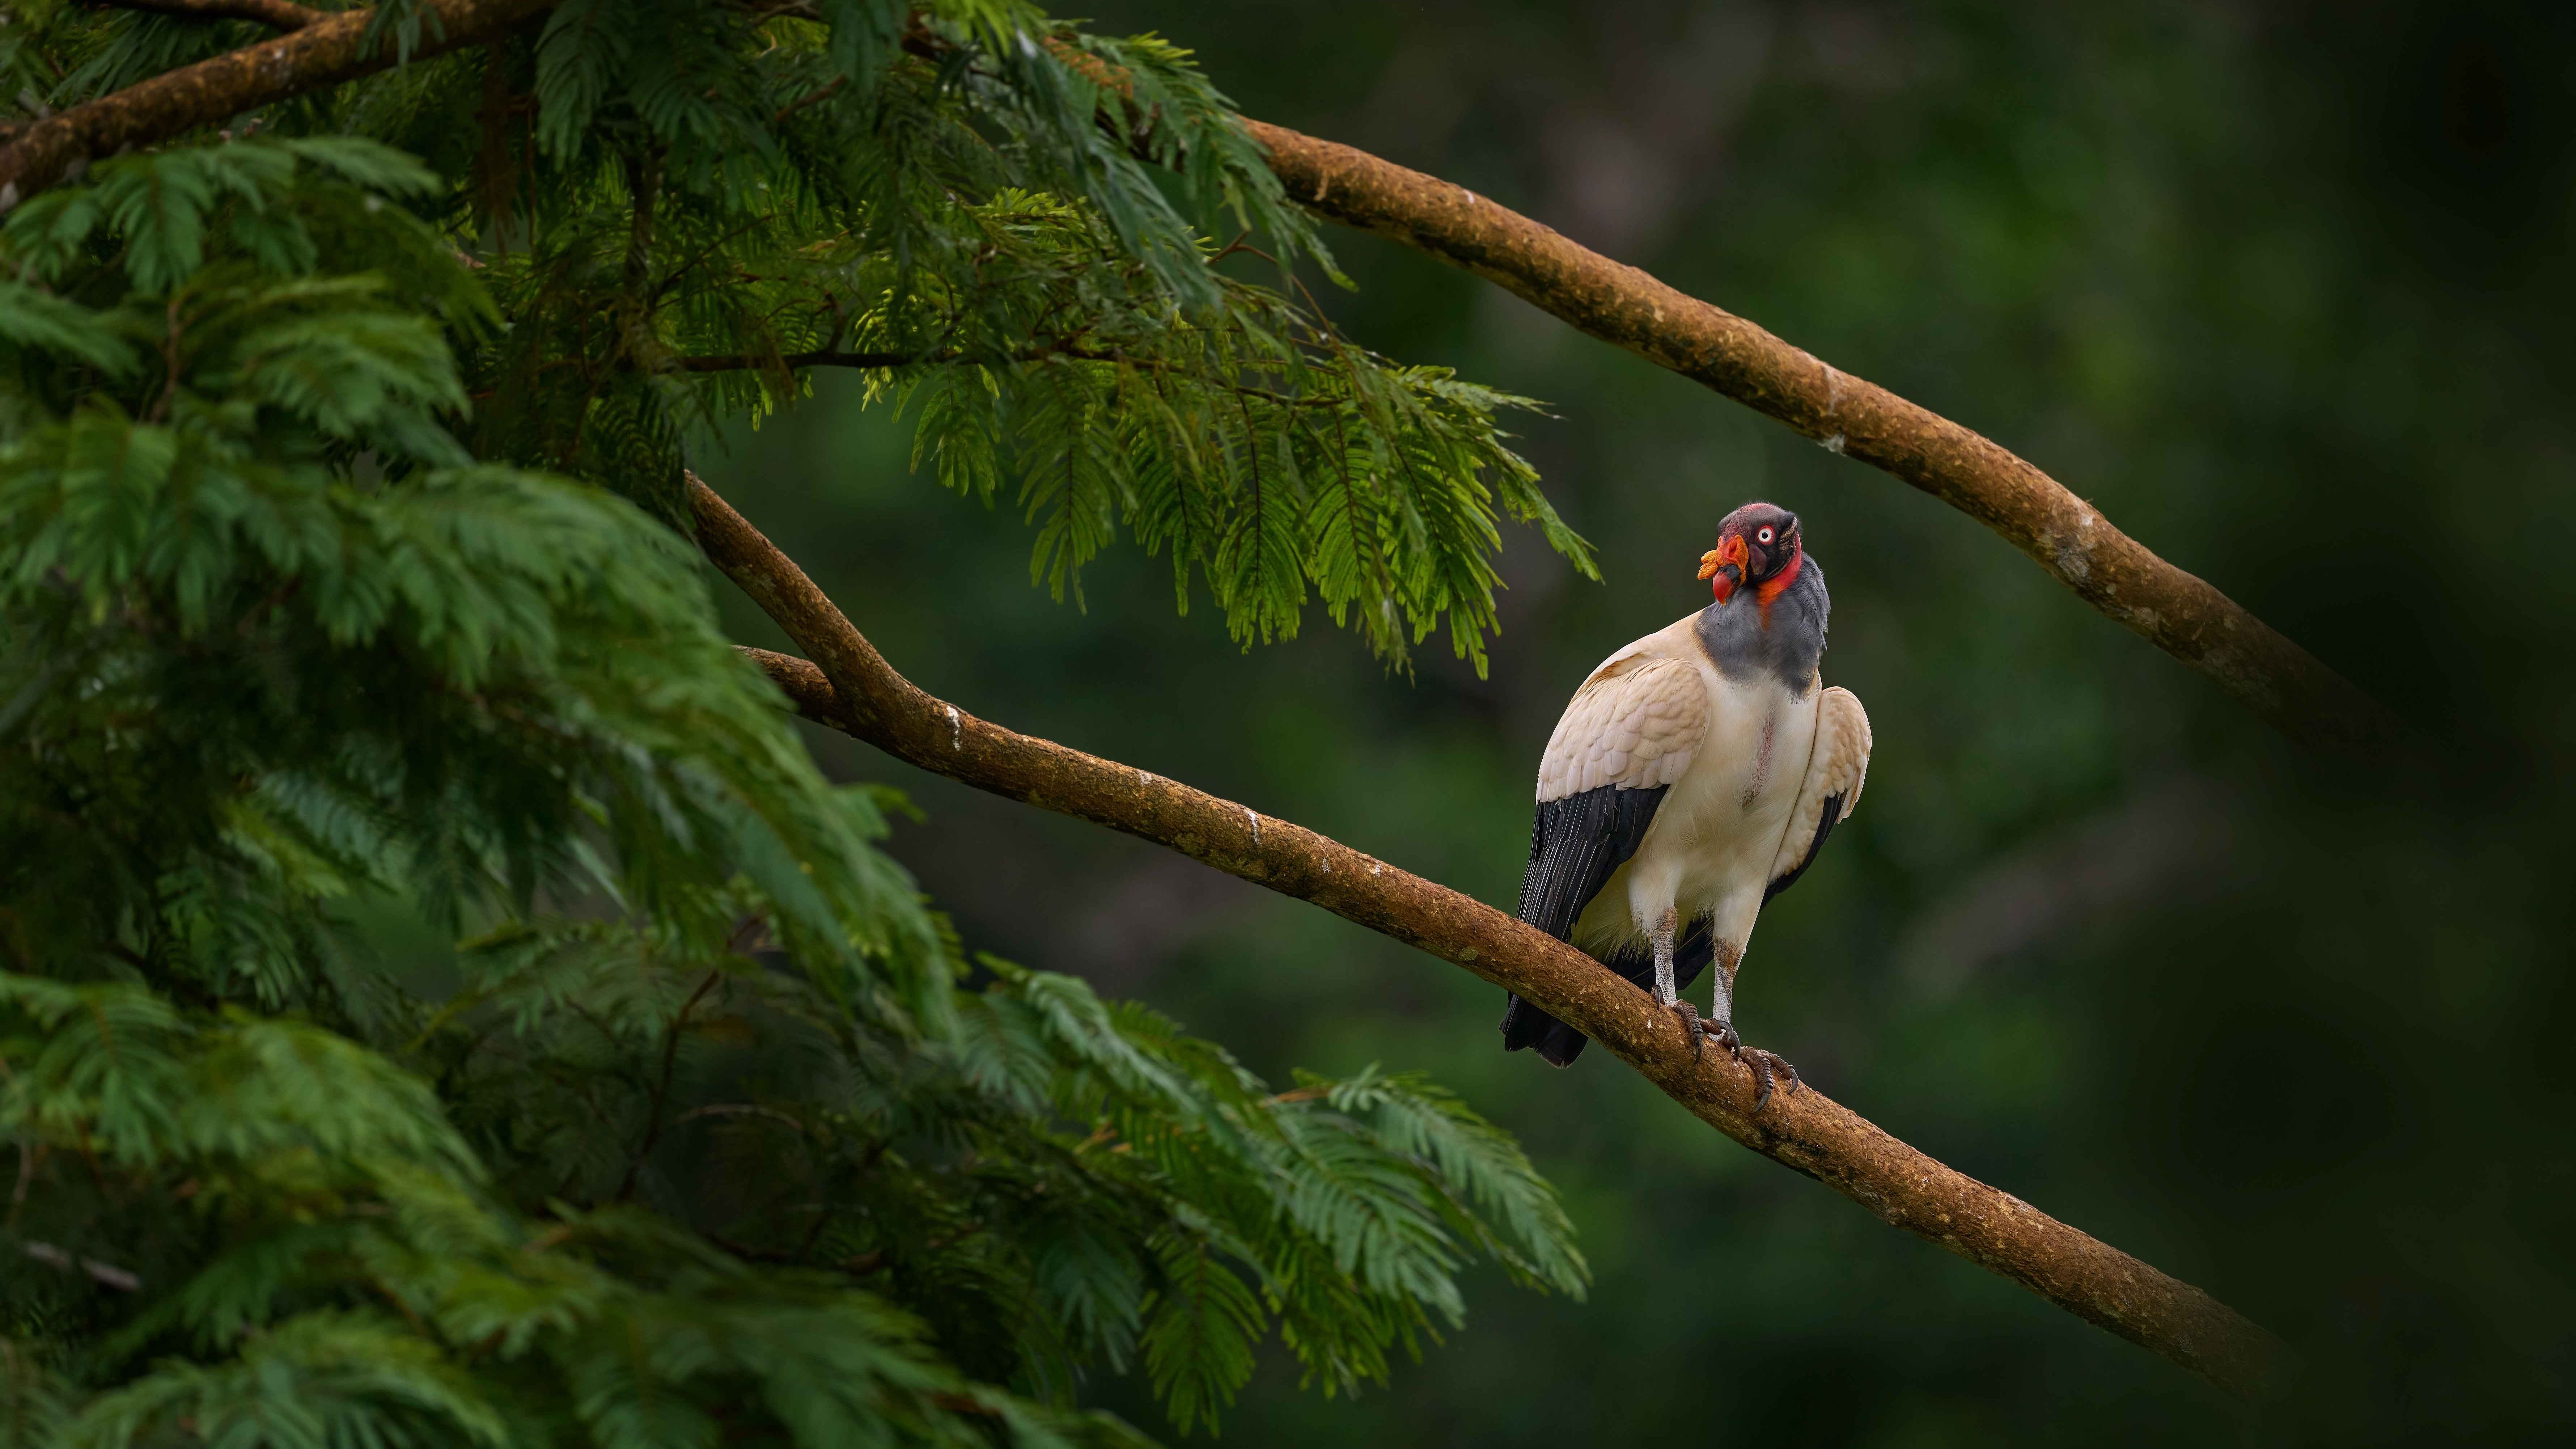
{"left": 1757, "top": 527, "right": 1775, "bottom": 544}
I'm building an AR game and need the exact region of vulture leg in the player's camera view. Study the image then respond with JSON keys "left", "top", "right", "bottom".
{"left": 1650, "top": 907, "right": 1705, "bottom": 1061}
{"left": 1703, "top": 958, "right": 1743, "bottom": 1058}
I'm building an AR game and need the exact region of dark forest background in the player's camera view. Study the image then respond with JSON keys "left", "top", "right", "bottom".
{"left": 701, "top": 3, "right": 2576, "bottom": 1442}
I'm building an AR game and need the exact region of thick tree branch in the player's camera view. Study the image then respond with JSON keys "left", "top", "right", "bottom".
{"left": 1241, "top": 120, "right": 2401, "bottom": 762}
{"left": 0, "top": 0, "right": 550, "bottom": 211}
{"left": 687, "top": 472, "right": 2284, "bottom": 1399}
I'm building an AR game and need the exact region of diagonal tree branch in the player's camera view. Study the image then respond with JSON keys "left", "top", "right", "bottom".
{"left": 687, "top": 471, "right": 2285, "bottom": 1400}
{"left": 1242, "top": 119, "right": 2401, "bottom": 762}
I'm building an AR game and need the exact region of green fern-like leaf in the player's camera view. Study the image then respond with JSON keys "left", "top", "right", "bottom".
{"left": 0, "top": 1, "right": 1596, "bottom": 1441}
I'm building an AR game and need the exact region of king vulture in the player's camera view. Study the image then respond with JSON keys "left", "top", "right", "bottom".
{"left": 1500, "top": 501, "right": 1872, "bottom": 1108}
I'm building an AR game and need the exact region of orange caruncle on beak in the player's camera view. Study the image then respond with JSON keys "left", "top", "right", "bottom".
{"left": 1698, "top": 535, "right": 1749, "bottom": 602}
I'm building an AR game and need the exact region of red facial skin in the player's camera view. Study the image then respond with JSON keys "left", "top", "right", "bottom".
{"left": 1696, "top": 511, "right": 1802, "bottom": 621}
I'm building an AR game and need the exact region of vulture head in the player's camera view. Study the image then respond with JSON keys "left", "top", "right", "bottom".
{"left": 1697, "top": 501, "right": 1803, "bottom": 605}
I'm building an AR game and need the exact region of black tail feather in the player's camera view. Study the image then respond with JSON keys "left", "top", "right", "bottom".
{"left": 1499, "top": 994, "right": 1592, "bottom": 1066}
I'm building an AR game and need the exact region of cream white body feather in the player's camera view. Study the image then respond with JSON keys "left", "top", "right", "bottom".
{"left": 1535, "top": 613, "right": 1869, "bottom": 990}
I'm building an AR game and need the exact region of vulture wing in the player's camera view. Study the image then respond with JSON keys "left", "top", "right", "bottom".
{"left": 1502, "top": 652, "right": 1709, "bottom": 1065}
{"left": 1764, "top": 685, "right": 1872, "bottom": 902}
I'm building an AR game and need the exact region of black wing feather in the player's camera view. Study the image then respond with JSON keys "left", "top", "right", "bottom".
{"left": 1515, "top": 785, "right": 1666, "bottom": 938}
{"left": 1761, "top": 791, "right": 1846, "bottom": 904}
{"left": 1500, "top": 785, "right": 1716, "bottom": 1067}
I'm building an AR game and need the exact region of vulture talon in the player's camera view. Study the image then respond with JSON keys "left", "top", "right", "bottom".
{"left": 1700, "top": 1016, "right": 1742, "bottom": 1059}
{"left": 1741, "top": 1047, "right": 1800, "bottom": 1112}
{"left": 1669, "top": 998, "right": 1706, "bottom": 1061}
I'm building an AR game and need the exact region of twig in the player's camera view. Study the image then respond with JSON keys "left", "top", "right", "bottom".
{"left": 614, "top": 968, "right": 721, "bottom": 1203}
{"left": 673, "top": 1102, "right": 807, "bottom": 1132}
{"left": 676, "top": 350, "right": 923, "bottom": 372}
{"left": 677, "top": 346, "right": 1340, "bottom": 413}
{"left": 771, "top": 75, "right": 844, "bottom": 124}
{"left": 22, "top": 1241, "right": 142, "bottom": 1292}
{"left": 686, "top": 471, "right": 2287, "bottom": 1400}
{"left": 100, "top": 0, "right": 331, "bottom": 30}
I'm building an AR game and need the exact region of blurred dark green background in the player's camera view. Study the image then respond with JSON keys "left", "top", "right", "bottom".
{"left": 699, "top": 2, "right": 2576, "bottom": 1442}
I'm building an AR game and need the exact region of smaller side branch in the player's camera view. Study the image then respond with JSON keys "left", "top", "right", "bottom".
{"left": 0, "top": 0, "right": 554, "bottom": 211}
{"left": 675, "top": 344, "right": 1344, "bottom": 414}
{"left": 687, "top": 472, "right": 2285, "bottom": 1399}
{"left": 101, "top": 0, "right": 331, "bottom": 30}
{"left": 676, "top": 351, "right": 927, "bottom": 373}
{"left": 674, "top": 343, "right": 1209, "bottom": 374}
{"left": 771, "top": 75, "right": 846, "bottom": 124}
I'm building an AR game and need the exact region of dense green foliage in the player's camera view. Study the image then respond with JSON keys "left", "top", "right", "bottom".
{"left": 0, "top": 2, "right": 1593, "bottom": 1442}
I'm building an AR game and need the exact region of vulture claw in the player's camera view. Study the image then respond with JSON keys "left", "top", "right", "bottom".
{"left": 1668, "top": 999, "right": 1707, "bottom": 1061}
{"left": 1743, "top": 1047, "right": 1801, "bottom": 1112}
{"left": 1697, "top": 1023, "right": 1799, "bottom": 1112}
{"left": 1698, "top": 1016, "right": 1742, "bottom": 1059}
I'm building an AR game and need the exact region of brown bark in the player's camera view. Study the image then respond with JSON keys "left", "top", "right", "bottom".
{"left": 688, "top": 472, "right": 2285, "bottom": 1400}
{"left": 1242, "top": 119, "right": 2401, "bottom": 762}
{"left": 102, "top": 0, "right": 331, "bottom": 30}
{"left": 0, "top": 0, "right": 551, "bottom": 212}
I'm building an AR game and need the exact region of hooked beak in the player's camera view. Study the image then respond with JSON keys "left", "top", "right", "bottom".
{"left": 1697, "top": 535, "right": 1748, "bottom": 602}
